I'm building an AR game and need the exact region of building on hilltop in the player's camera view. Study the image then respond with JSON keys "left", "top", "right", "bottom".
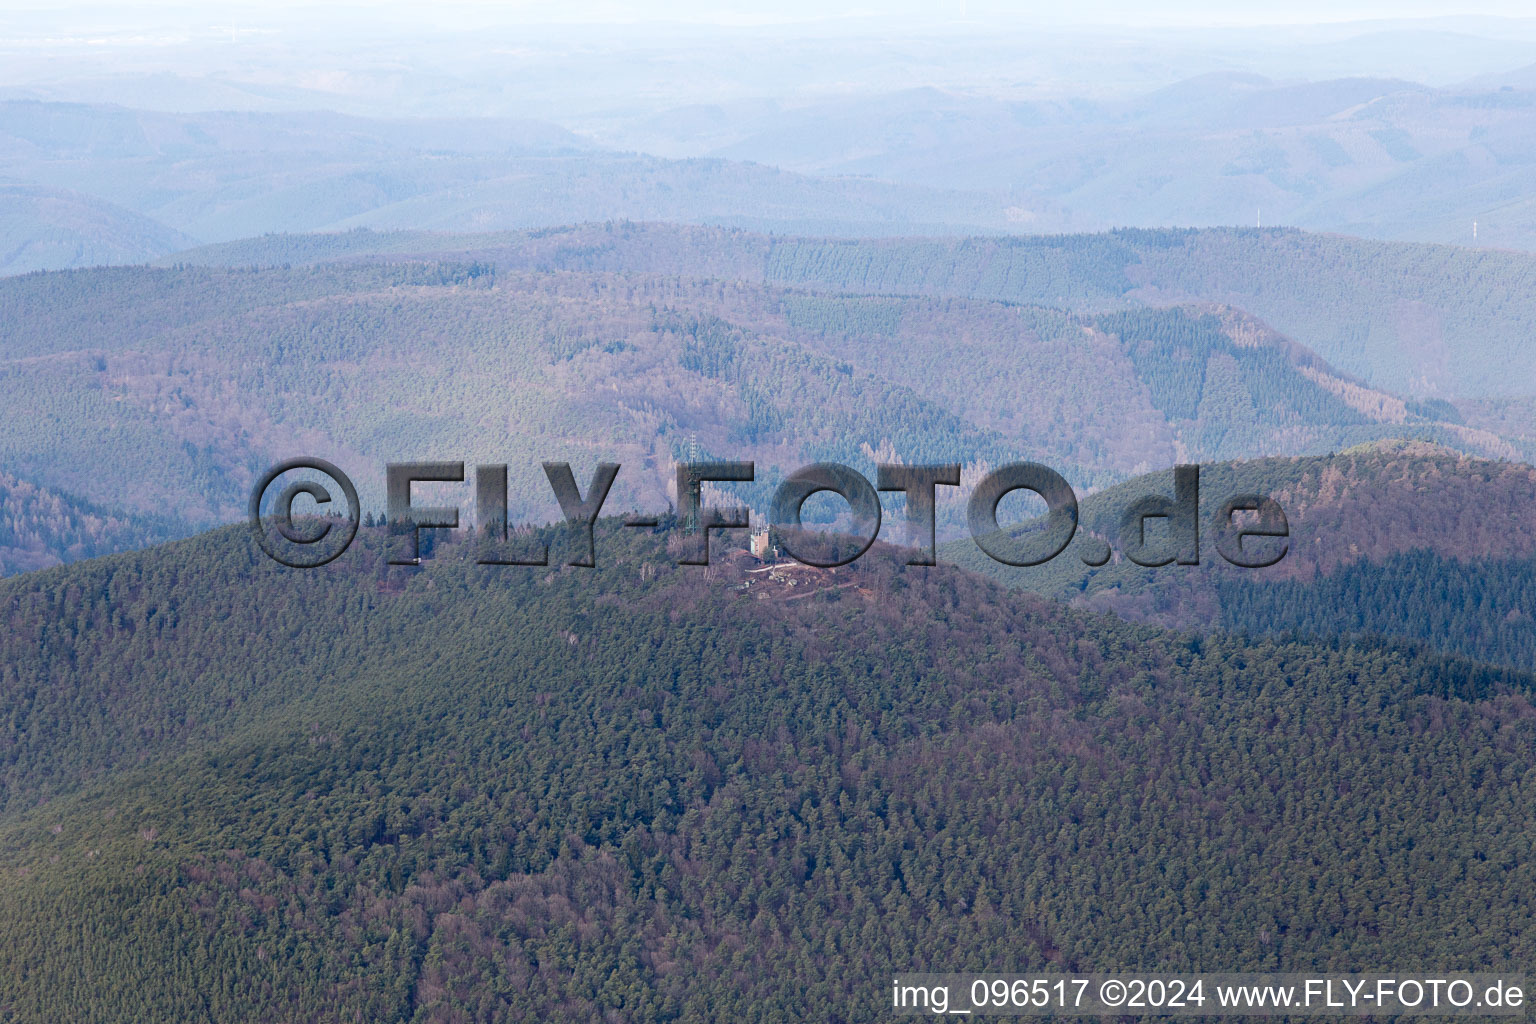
{"left": 749, "top": 527, "right": 775, "bottom": 562}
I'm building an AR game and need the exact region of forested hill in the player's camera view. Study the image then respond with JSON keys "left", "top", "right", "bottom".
{"left": 172, "top": 223, "right": 1536, "bottom": 400}
{"left": 0, "top": 258, "right": 1493, "bottom": 540}
{"left": 945, "top": 441, "right": 1536, "bottom": 670}
{"left": 0, "top": 184, "right": 195, "bottom": 277}
{"left": 0, "top": 469, "right": 187, "bottom": 577}
{"left": 0, "top": 521, "right": 1531, "bottom": 1021}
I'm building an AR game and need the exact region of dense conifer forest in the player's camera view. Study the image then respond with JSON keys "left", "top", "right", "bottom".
{"left": 0, "top": 523, "right": 1531, "bottom": 1021}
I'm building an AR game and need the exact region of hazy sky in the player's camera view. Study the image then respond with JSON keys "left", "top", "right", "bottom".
{"left": 4, "top": 0, "right": 1533, "bottom": 119}
{"left": 8, "top": 0, "right": 1536, "bottom": 29}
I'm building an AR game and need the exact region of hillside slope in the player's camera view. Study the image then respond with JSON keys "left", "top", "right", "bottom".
{"left": 945, "top": 441, "right": 1536, "bottom": 669}
{"left": 174, "top": 223, "right": 1536, "bottom": 400}
{"left": 0, "top": 258, "right": 1496, "bottom": 530}
{"left": 0, "top": 524, "right": 1530, "bottom": 1021}
{"left": 0, "top": 184, "right": 192, "bottom": 276}
{"left": 0, "top": 469, "right": 187, "bottom": 576}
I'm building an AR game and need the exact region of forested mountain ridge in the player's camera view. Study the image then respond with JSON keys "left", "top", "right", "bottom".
{"left": 173, "top": 223, "right": 1536, "bottom": 400}
{"left": 0, "top": 469, "right": 187, "bottom": 576}
{"left": 0, "top": 521, "right": 1531, "bottom": 1021}
{"left": 0, "top": 256, "right": 1490, "bottom": 538}
{"left": 944, "top": 441, "right": 1536, "bottom": 669}
{"left": 0, "top": 184, "right": 195, "bottom": 277}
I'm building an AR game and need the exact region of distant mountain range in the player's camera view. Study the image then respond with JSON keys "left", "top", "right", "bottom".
{"left": 4, "top": 68, "right": 1536, "bottom": 275}
{"left": 0, "top": 100, "right": 1012, "bottom": 258}
{"left": 619, "top": 74, "right": 1536, "bottom": 248}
